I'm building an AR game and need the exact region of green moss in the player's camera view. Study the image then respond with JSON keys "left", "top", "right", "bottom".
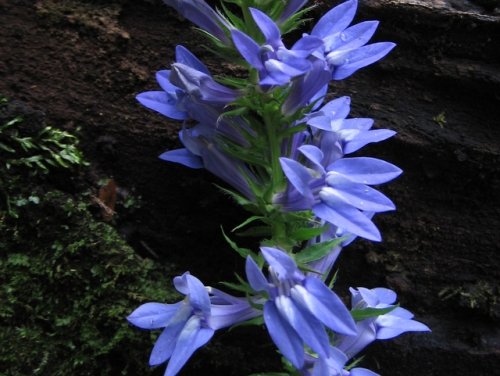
{"left": 0, "top": 100, "right": 177, "bottom": 375}
{"left": 0, "top": 191, "right": 179, "bottom": 375}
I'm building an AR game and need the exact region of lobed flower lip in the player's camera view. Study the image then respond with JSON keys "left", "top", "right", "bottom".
{"left": 336, "top": 287, "right": 431, "bottom": 359}
{"left": 127, "top": 273, "right": 260, "bottom": 376}
{"left": 136, "top": 45, "right": 239, "bottom": 123}
{"left": 278, "top": 95, "right": 402, "bottom": 241}
{"left": 246, "top": 247, "right": 357, "bottom": 369}
{"left": 231, "top": 8, "right": 323, "bottom": 87}
{"left": 308, "top": 0, "right": 396, "bottom": 80}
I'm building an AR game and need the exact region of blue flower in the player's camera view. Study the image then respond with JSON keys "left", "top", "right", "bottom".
{"left": 136, "top": 45, "right": 239, "bottom": 122}
{"left": 278, "top": 144, "right": 401, "bottom": 241}
{"left": 128, "top": 273, "right": 259, "bottom": 376}
{"left": 310, "top": 0, "right": 395, "bottom": 80}
{"left": 163, "top": 0, "right": 231, "bottom": 44}
{"left": 245, "top": 247, "right": 357, "bottom": 369}
{"left": 306, "top": 97, "right": 396, "bottom": 155}
{"left": 282, "top": 58, "right": 331, "bottom": 116}
{"left": 231, "top": 8, "right": 323, "bottom": 86}
{"left": 336, "top": 287, "right": 431, "bottom": 358}
{"left": 160, "top": 122, "right": 258, "bottom": 199}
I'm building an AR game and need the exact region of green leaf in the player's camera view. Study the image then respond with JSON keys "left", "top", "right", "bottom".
{"left": 235, "top": 225, "right": 271, "bottom": 237}
{"left": 215, "top": 184, "right": 253, "bottom": 207}
{"left": 0, "top": 142, "right": 15, "bottom": 153}
{"left": 351, "top": 306, "right": 398, "bottom": 322}
{"left": 221, "top": 227, "right": 256, "bottom": 259}
{"left": 289, "top": 225, "right": 328, "bottom": 241}
{"left": 295, "top": 237, "right": 345, "bottom": 264}
{"left": 219, "top": 281, "right": 250, "bottom": 294}
{"left": 232, "top": 215, "right": 264, "bottom": 232}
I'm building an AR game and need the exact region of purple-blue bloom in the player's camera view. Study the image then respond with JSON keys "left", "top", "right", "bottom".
{"left": 128, "top": 272, "right": 259, "bottom": 376}
{"left": 245, "top": 247, "right": 357, "bottom": 369}
{"left": 310, "top": 0, "right": 395, "bottom": 80}
{"left": 231, "top": 8, "right": 323, "bottom": 86}
{"left": 277, "top": 95, "right": 401, "bottom": 241}
{"left": 163, "top": 0, "right": 231, "bottom": 44}
{"left": 282, "top": 58, "right": 331, "bottom": 116}
{"left": 136, "top": 45, "right": 239, "bottom": 123}
{"left": 337, "top": 287, "right": 431, "bottom": 358}
{"left": 278, "top": 147, "right": 401, "bottom": 241}
{"left": 306, "top": 97, "right": 396, "bottom": 155}
{"left": 160, "top": 122, "right": 258, "bottom": 199}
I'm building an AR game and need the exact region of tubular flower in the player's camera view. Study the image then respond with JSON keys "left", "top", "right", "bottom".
{"left": 278, "top": 144, "right": 401, "bottom": 241}
{"left": 163, "top": 0, "right": 231, "bottom": 44}
{"left": 136, "top": 45, "right": 239, "bottom": 122}
{"left": 277, "top": 95, "right": 401, "bottom": 241}
{"left": 337, "top": 287, "right": 431, "bottom": 358}
{"left": 160, "top": 122, "right": 258, "bottom": 200}
{"left": 231, "top": 8, "right": 323, "bottom": 86}
{"left": 127, "top": 273, "right": 259, "bottom": 376}
{"left": 310, "top": 0, "right": 395, "bottom": 80}
{"left": 306, "top": 97, "right": 396, "bottom": 155}
{"left": 245, "top": 247, "right": 357, "bottom": 369}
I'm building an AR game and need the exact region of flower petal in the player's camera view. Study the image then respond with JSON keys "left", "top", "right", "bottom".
{"left": 328, "top": 157, "right": 402, "bottom": 185}
{"left": 127, "top": 302, "right": 183, "bottom": 329}
{"left": 175, "top": 45, "right": 210, "bottom": 75}
{"left": 337, "top": 320, "right": 376, "bottom": 358}
{"left": 165, "top": 316, "right": 215, "bottom": 376}
{"left": 156, "top": 70, "right": 179, "bottom": 93}
{"left": 136, "top": 91, "right": 187, "bottom": 120}
{"left": 342, "top": 129, "right": 396, "bottom": 154}
{"left": 149, "top": 318, "right": 186, "bottom": 366}
{"left": 299, "top": 145, "right": 325, "bottom": 172}
{"left": 245, "top": 256, "right": 269, "bottom": 292}
{"left": 350, "top": 367, "right": 380, "bottom": 376}
{"left": 313, "top": 202, "right": 381, "bottom": 241}
{"left": 321, "top": 181, "right": 396, "bottom": 212}
{"left": 159, "top": 149, "right": 204, "bottom": 169}
{"left": 298, "top": 277, "right": 357, "bottom": 335}
{"left": 275, "top": 295, "right": 330, "bottom": 358}
{"left": 231, "top": 29, "right": 264, "bottom": 70}
{"left": 280, "top": 158, "right": 313, "bottom": 198}
{"left": 311, "top": 0, "right": 357, "bottom": 39}
{"left": 320, "top": 96, "right": 351, "bottom": 118}
{"left": 250, "top": 8, "right": 281, "bottom": 44}
{"left": 264, "top": 301, "right": 304, "bottom": 369}
{"left": 325, "top": 21, "right": 379, "bottom": 52}
{"left": 332, "top": 42, "right": 396, "bottom": 80}
{"left": 372, "top": 287, "right": 397, "bottom": 305}
{"left": 375, "top": 315, "right": 430, "bottom": 339}
{"left": 185, "top": 274, "right": 210, "bottom": 317}
{"left": 261, "top": 247, "right": 298, "bottom": 280}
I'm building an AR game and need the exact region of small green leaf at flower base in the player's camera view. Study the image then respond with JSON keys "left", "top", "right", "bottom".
{"left": 289, "top": 225, "right": 328, "bottom": 241}
{"left": 295, "top": 237, "right": 345, "bottom": 264}
{"left": 351, "top": 305, "right": 398, "bottom": 321}
{"left": 221, "top": 227, "right": 258, "bottom": 259}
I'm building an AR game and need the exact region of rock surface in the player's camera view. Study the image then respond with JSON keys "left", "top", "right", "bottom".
{"left": 1, "top": 0, "right": 499, "bottom": 374}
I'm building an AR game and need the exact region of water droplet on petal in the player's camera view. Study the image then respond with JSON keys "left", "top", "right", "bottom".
{"left": 340, "top": 32, "right": 348, "bottom": 42}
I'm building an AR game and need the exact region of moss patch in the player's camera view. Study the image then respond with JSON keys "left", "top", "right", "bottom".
{"left": 0, "top": 99, "right": 177, "bottom": 375}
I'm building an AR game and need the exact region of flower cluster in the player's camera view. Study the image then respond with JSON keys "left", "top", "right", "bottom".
{"left": 128, "top": 1, "right": 430, "bottom": 375}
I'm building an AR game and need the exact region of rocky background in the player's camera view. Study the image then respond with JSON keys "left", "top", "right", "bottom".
{"left": 0, "top": 0, "right": 499, "bottom": 375}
